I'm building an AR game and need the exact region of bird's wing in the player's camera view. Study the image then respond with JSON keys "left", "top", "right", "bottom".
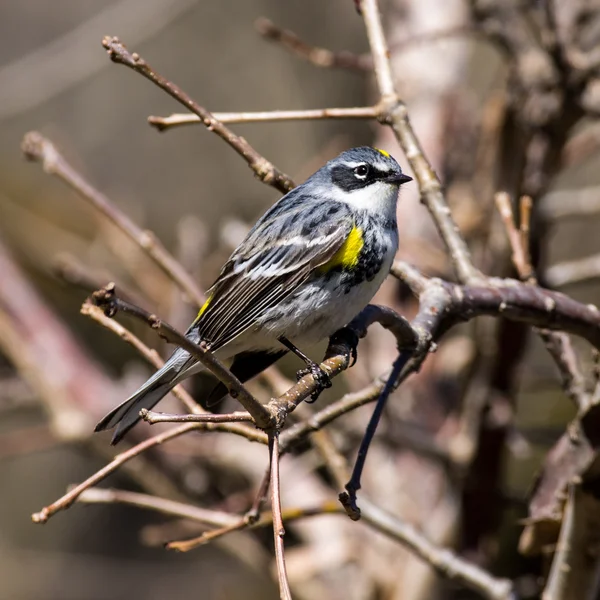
{"left": 191, "top": 201, "right": 355, "bottom": 350}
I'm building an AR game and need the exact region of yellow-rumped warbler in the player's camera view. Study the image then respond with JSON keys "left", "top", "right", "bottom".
{"left": 96, "top": 147, "right": 412, "bottom": 444}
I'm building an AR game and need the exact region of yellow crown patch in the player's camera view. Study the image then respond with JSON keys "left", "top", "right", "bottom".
{"left": 375, "top": 147, "right": 390, "bottom": 158}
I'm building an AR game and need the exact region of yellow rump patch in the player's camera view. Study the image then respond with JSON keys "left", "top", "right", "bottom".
{"left": 320, "top": 225, "right": 364, "bottom": 272}
{"left": 375, "top": 147, "right": 390, "bottom": 158}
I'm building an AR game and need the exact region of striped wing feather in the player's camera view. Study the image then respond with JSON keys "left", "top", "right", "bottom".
{"left": 192, "top": 208, "right": 353, "bottom": 350}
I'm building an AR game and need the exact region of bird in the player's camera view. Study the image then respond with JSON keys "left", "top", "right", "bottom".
{"left": 95, "top": 147, "right": 412, "bottom": 444}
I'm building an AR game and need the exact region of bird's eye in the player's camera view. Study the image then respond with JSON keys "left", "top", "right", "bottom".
{"left": 353, "top": 164, "right": 369, "bottom": 179}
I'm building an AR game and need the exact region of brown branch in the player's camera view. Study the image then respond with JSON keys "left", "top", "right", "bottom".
{"left": 167, "top": 465, "right": 272, "bottom": 552}
{"left": 541, "top": 485, "right": 600, "bottom": 600}
{"left": 21, "top": 132, "right": 205, "bottom": 307}
{"left": 32, "top": 423, "right": 198, "bottom": 523}
{"left": 76, "top": 484, "right": 511, "bottom": 598}
{"left": 392, "top": 262, "right": 600, "bottom": 350}
{"left": 101, "top": 36, "right": 295, "bottom": 194}
{"left": 254, "top": 17, "right": 371, "bottom": 72}
{"left": 81, "top": 301, "right": 200, "bottom": 415}
{"left": 141, "top": 409, "right": 253, "bottom": 424}
{"left": 77, "top": 487, "right": 239, "bottom": 528}
{"left": 255, "top": 17, "right": 476, "bottom": 73}
{"left": 495, "top": 193, "right": 589, "bottom": 411}
{"left": 148, "top": 106, "right": 379, "bottom": 131}
{"left": 269, "top": 433, "right": 291, "bottom": 600}
{"left": 360, "top": 0, "right": 481, "bottom": 284}
{"left": 90, "top": 284, "right": 274, "bottom": 429}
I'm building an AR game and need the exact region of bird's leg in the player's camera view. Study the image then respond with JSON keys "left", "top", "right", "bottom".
{"left": 328, "top": 327, "right": 359, "bottom": 367}
{"left": 278, "top": 336, "right": 332, "bottom": 402}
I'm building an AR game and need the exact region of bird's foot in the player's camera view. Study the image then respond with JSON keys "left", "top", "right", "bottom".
{"left": 296, "top": 362, "right": 332, "bottom": 403}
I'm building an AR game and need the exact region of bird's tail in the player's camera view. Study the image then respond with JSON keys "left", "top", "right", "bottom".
{"left": 95, "top": 346, "right": 194, "bottom": 445}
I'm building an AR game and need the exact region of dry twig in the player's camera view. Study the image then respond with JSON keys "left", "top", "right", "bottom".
{"left": 101, "top": 36, "right": 295, "bottom": 194}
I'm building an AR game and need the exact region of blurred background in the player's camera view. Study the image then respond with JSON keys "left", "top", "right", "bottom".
{"left": 2, "top": 0, "right": 600, "bottom": 598}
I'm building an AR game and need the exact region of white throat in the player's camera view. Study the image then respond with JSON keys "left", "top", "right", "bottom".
{"left": 326, "top": 181, "right": 400, "bottom": 220}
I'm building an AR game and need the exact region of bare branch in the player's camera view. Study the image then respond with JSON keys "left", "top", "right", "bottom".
{"left": 495, "top": 193, "right": 589, "bottom": 411}
{"left": 141, "top": 408, "right": 253, "bottom": 424}
{"left": 21, "top": 132, "right": 205, "bottom": 307}
{"left": 101, "top": 36, "right": 295, "bottom": 194}
{"left": 32, "top": 423, "right": 198, "bottom": 523}
{"left": 255, "top": 17, "right": 371, "bottom": 71}
{"left": 269, "top": 433, "right": 291, "bottom": 600}
{"left": 359, "top": 0, "right": 481, "bottom": 284}
{"left": 149, "top": 106, "right": 379, "bottom": 131}
{"left": 78, "top": 487, "right": 239, "bottom": 528}
{"left": 90, "top": 284, "right": 274, "bottom": 429}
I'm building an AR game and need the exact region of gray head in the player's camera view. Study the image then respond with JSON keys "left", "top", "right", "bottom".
{"left": 308, "top": 147, "right": 412, "bottom": 216}
{"left": 327, "top": 147, "right": 411, "bottom": 191}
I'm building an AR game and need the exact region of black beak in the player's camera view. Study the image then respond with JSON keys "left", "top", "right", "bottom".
{"left": 385, "top": 172, "right": 413, "bottom": 185}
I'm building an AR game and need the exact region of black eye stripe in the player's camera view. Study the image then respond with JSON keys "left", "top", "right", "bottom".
{"left": 331, "top": 163, "right": 393, "bottom": 191}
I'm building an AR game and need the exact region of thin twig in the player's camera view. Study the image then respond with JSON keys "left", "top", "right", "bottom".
{"left": 149, "top": 106, "right": 379, "bottom": 131}
{"left": 78, "top": 487, "right": 239, "bottom": 528}
{"left": 32, "top": 423, "right": 198, "bottom": 523}
{"left": 101, "top": 36, "right": 295, "bottom": 194}
{"left": 495, "top": 193, "right": 589, "bottom": 411}
{"left": 141, "top": 409, "right": 253, "bottom": 424}
{"left": 21, "top": 132, "right": 205, "bottom": 306}
{"left": 269, "top": 433, "right": 292, "bottom": 600}
{"left": 255, "top": 17, "right": 371, "bottom": 71}
{"left": 81, "top": 301, "right": 200, "bottom": 414}
{"left": 167, "top": 464, "right": 272, "bottom": 552}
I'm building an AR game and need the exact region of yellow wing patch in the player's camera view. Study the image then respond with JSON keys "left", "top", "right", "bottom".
{"left": 320, "top": 225, "right": 364, "bottom": 273}
{"left": 196, "top": 293, "right": 213, "bottom": 319}
{"left": 375, "top": 147, "right": 390, "bottom": 158}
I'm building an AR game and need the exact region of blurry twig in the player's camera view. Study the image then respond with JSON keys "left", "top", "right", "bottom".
{"left": 359, "top": 500, "right": 514, "bottom": 600}
{"left": 0, "top": 0, "right": 197, "bottom": 119}
{"left": 32, "top": 422, "right": 199, "bottom": 523}
{"left": 255, "top": 17, "right": 371, "bottom": 71}
{"left": 495, "top": 192, "right": 589, "bottom": 411}
{"left": 546, "top": 253, "right": 600, "bottom": 288}
{"left": 78, "top": 487, "right": 239, "bottom": 528}
{"left": 101, "top": 36, "right": 295, "bottom": 194}
{"left": 149, "top": 106, "right": 379, "bottom": 131}
{"left": 82, "top": 301, "right": 201, "bottom": 415}
{"left": 21, "top": 132, "right": 205, "bottom": 307}
{"left": 255, "top": 17, "right": 477, "bottom": 73}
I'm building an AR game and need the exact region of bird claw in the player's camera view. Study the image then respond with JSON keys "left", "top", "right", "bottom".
{"left": 296, "top": 363, "right": 332, "bottom": 403}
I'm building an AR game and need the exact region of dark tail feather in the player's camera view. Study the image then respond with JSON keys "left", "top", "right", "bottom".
{"left": 95, "top": 347, "right": 193, "bottom": 445}
{"left": 206, "top": 349, "right": 287, "bottom": 406}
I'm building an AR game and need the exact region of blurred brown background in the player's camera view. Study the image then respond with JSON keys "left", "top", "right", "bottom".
{"left": 0, "top": 1, "right": 371, "bottom": 599}
{"left": 3, "top": 0, "right": 600, "bottom": 599}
